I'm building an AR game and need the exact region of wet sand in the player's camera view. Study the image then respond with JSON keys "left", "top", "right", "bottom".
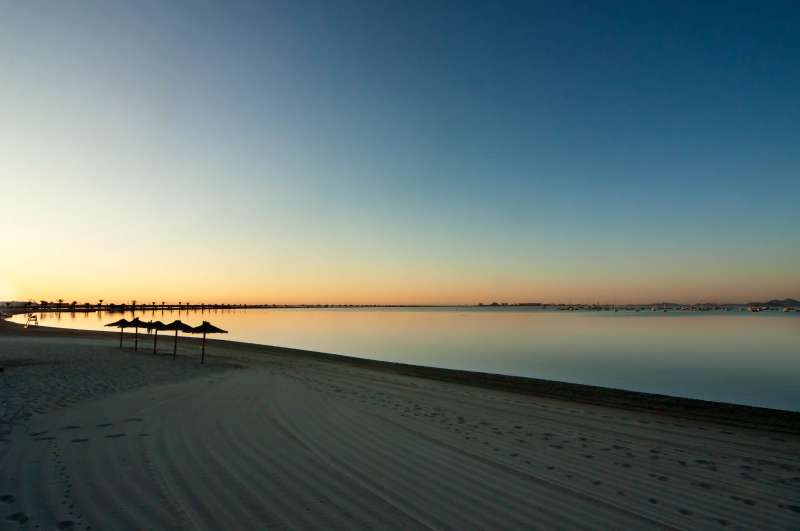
{"left": 1, "top": 320, "right": 799, "bottom": 529}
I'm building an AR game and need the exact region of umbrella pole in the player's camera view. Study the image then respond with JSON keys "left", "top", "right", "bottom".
{"left": 201, "top": 332, "right": 206, "bottom": 364}
{"left": 135, "top": 327, "right": 139, "bottom": 352}
{"left": 153, "top": 330, "right": 158, "bottom": 354}
{"left": 173, "top": 330, "right": 178, "bottom": 359}
{"left": 119, "top": 328, "right": 123, "bottom": 348}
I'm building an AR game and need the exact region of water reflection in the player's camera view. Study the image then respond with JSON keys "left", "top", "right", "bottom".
{"left": 13, "top": 308, "right": 800, "bottom": 411}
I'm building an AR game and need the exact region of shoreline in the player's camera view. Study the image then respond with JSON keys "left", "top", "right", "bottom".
{"left": 3, "top": 315, "right": 800, "bottom": 529}
{"left": 3, "top": 317, "right": 799, "bottom": 434}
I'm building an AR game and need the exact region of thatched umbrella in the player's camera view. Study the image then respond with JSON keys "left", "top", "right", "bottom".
{"left": 104, "top": 318, "right": 131, "bottom": 348}
{"left": 149, "top": 320, "right": 167, "bottom": 354}
{"left": 128, "top": 317, "right": 148, "bottom": 352}
{"left": 163, "top": 320, "right": 194, "bottom": 359}
{"left": 188, "top": 321, "right": 228, "bottom": 364}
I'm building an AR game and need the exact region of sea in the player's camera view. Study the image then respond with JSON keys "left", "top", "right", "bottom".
{"left": 12, "top": 307, "right": 800, "bottom": 411}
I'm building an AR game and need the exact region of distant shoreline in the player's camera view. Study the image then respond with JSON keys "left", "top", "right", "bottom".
{"left": 4, "top": 299, "right": 799, "bottom": 316}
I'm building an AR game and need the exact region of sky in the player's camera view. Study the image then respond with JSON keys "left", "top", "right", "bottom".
{"left": 1, "top": 0, "right": 798, "bottom": 305}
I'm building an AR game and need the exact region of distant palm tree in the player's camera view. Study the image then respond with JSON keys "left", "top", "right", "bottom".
{"left": 57, "top": 299, "right": 64, "bottom": 310}
{"left": 98, "top": 299, "right": 104, "bottom": 309}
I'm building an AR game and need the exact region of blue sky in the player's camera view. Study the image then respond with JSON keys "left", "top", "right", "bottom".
{"left": 1, "top": 1, "right": 798, "bottom": 303}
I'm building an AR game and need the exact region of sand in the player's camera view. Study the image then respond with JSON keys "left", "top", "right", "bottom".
{"left": 1, "top": 321, "right": 799, "bottom": 530}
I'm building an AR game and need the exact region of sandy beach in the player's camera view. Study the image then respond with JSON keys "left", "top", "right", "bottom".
{"left": 1, "top": 320, "right": 799, "bottom": 530}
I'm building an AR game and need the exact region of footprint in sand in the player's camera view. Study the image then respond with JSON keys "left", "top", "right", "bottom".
{"left": 779, "top": 504, "right": 800, "bottom": 513}
{"left": 125, "top": 418, "right": 143, "bottom": 423}
{"left": 96, "top": 423, "right": 112, "bottom": 428}
{"left": 6, "top": 512, "right": 29, "bottom": 524}
{"left": 30, "top": 431, "right": 48, "bottom": 437}
{"left": 70, "top": 439, "right": 89, "bottom": 443}
{"left": 58, "top": 520, "right": 76, "bottom": 530}
{"left": 34, "top": 436, "right": 55, "bottom": 441}
{"left": 105, "top": 433, "right": 126, "bottom": 439}
{"left": 0, "top": 495, "right": 14, "bottom": 504}
{"left": 742, "top": 499, "right": 756, "bottom": 506}
{"left": 59, "top": 426, "right": 81, "bottom": 431}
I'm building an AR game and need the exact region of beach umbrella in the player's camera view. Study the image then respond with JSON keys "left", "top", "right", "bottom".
{"left": 104, "top": 318, "right": 131, "bottom": 348}
{"left": 163, "top": 320, "right": 194, "bottom": 359}
{"left": 188, "top": 321, "right": 228, "bottom": 364}
{"left": 128, "top": 317, "right": 148, "bottom": 352}
{"left": 149, "top": 320, "right": 167, "bottom": 354}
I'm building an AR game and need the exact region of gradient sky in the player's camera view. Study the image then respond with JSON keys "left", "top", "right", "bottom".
{"left": 2, "top": 1, "right": 798, "bottom": 304}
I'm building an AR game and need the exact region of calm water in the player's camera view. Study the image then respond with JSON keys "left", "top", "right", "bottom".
{"left": 13, "top": 308, "right": 800, "bottom": 411}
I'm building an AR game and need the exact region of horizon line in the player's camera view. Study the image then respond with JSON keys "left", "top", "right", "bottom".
{"left": 4, "top": 297, "right": 798, "bottom": 309}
